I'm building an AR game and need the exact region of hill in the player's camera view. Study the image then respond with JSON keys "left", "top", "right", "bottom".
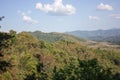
{"left": 67, "top": 28, "right": 120, "bottom": 45}
{"left": 29, "top": 31, "right": 86, "bottom": 43}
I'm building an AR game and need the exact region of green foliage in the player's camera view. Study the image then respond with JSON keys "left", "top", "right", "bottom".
{"left": 18, "top": 54, "right": 37, "bottom": 79}
{"left": 0, "top": 71, "right": 13, "bottom": 80}
{"left": 53, "top": 59, "right": 113, "bottom": 80}
{"left": 78, "top": 59, "right": 113, "bottom": 80}
{"left": 9, "top": 30, "right": 17, "bottom": 44}
{"left": 39, "top": 40, "right": 47, "bottom": 49}
{"left": 36, "top": 62, "right": 49, "bottom": 80}
{"left": 0, "top": 32, "right": 14, "bottom": 48}
{"left": 0, "top": 31, "right": 15, "bottom": 74}
{"left": 0, "top": 30, "right": 120, "bottom": 80}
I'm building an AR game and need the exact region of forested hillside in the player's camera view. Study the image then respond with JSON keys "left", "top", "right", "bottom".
{"left": 29, "top": 31, "right": 86, "bottom": 43}
{"left": 0, "top": 30, "right": 120, "bottom": 80}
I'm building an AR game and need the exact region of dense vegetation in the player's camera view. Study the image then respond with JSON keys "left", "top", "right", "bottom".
{"left": 0, "top": 30, "right": 120, "bottom": 80}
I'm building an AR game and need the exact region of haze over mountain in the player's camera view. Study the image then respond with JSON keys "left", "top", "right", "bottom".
{"left": 67, "top": 28, "right": 120, "bottom": 45}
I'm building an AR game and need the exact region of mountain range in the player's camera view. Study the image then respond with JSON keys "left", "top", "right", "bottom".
{"left": 67, "top": 28, "right": 120, "bottom": 45}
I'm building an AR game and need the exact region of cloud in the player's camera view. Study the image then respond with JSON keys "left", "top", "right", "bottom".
{"left": 110, "top": 14, "right": 120, "bottom": 19}
{"left": 89, "top": 16, "right": 99, "bottom": 20}
{"left": 35, "top": 0, "right": 76, "bottom": 15}
{"left": 17, "top": 10, "right": 38, "bottom": 24}
{"left": 17, "top": 10, "right": 32, "bottom": 15}
{"left": 97, "top": 3, "right": 113, "bottom": 11}
{"left": 23, "top": 15, "right": 38, "bottom": 24}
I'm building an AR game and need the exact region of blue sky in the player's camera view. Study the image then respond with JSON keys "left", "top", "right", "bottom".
{"left": 0, "top": 0, "right": 120, "bottom": 32}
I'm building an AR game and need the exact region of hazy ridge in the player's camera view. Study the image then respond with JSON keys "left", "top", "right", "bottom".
{"left": 67, "top": 28, "right": 120, "bottom": 45}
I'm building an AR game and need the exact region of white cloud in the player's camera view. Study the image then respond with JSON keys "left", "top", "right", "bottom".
{"left": 97, "top": 3, "right": 113, "bottom": 11}
{"left": 35, "top": 0, "right": 76, "bottom": 15}
{"left": 17, "top": 10, "right": 38, "bottom": 24}
{"left": 23, "top": 15, "right": 38, "bottom": 24}
{"left": 89, "top": 16, "right": 99, "bottom": 20}
{"left": 17, "top": 10, "right": 32, "bottom": 15}
{"left": 110, "top": 14, "right": 120, "bottom": 19}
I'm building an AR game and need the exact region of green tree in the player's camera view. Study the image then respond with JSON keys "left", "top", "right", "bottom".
{"left": 18, "top": 54, "right": 37, "bottom": 79}
{"left": 78, "top": 59, "right": 113, "bottom": 80}
{"left": 53, "top": 59, "right": 113, "bottom": 80}
{"left": 9, "top": 30, "right": 17, "bottom": 44}
{"left": 0, "top": 32, "right": 14, "bottom": 73}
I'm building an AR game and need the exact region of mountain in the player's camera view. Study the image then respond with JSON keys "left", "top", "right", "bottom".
{"left": 67, "top": 28, "right": 120, "bottom": 45}
{"left": 29, "top": 31, "right": 86, "bottom": 43}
